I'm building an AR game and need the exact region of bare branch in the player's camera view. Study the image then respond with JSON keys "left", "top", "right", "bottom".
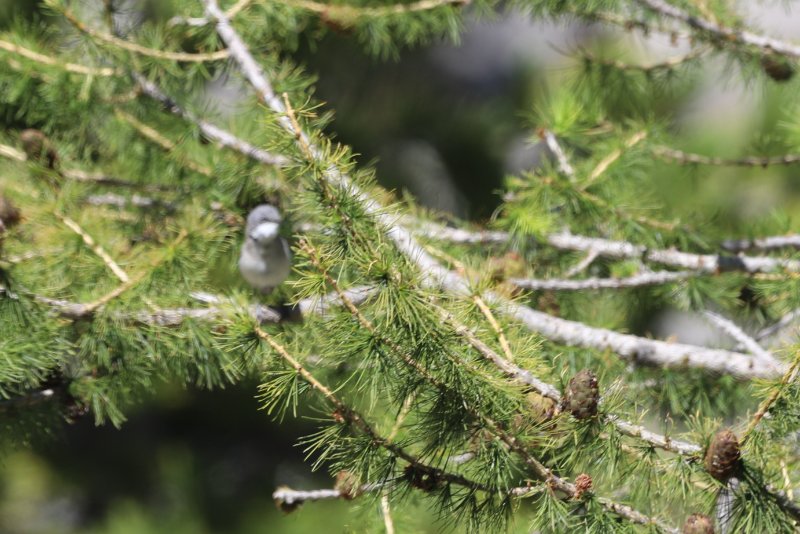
{"left": 407, "top": 219, "right": 510, "bottom": 244}
{"left": 546, "top": 231, "right": 800, "bottom": 274}
{"left": 273, "top": 483, "right": 385, "bottom": 506}
{"left": 636, "top": 0, "right": 800, "bottom": 58}
{"left": 133, "top": 74, "right": 289, "bottom": 167}
{"left": 702, "top": 311, "right": 773, "bottom": 363}
{"left": 541, "top": 130, "right": 576, "bottom": 179}
{"left": 410, "top": 221, "right": 800, "bottom": 275}
{"left": 500, "top": 298, "right": 783, "bottom": 379}
{"left": 511, "top": 270, "right": 693, "bottom": 291}
{"left": 756, "top": 309, "right": 800, "bottom": 343}
{"left": 722, "top": 235, "right": 800, "bottom": 253}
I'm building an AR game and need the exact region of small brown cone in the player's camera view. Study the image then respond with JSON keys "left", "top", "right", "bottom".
{"left": 562, "top": 369, "right": 599, "bottom": 420}
{"left": 704, "top": 429, "right": 741, "bottom": 481}
{"left": 403, "top": 465, "right": 441, "bottom": 492}
{"left": 20, "top": 129, "right": 58, "bottom": 169}
{"left": 573, "top": 473, "right": 592, "bottom": 500}
{"left": 0, "top": 195, "right": 20, "bottom": 229}
{"left": 682, "top": 513, "right": 714, "bottom": 534}
{"left": 761, "top": 55, "right": 795, "bottom": 82}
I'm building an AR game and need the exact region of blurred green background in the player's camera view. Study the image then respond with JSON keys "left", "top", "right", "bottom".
{"left": 3, "top": 0, "right": 800, "bottom": 532}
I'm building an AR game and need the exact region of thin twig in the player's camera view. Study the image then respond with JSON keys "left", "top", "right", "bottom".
{"left": 653, "top": 146, "right": 800, "bottom": 167}
{"left": 175, "top": 0, "right": 465, "bottom": 27}
{"left": 741, "top": 355, "right": 800, "bottom": 446}
{"left": 756, "top": 309, "right": 800, "bottom": 343}
{"left": 273, "top": 483, "right": 386, "bottom": 506}
{"left": 583, "top": 131, "right": 647, "bottom": 189}
{"left": 0, "top": 143, "right": 26, "bottom": 162}
{"left": 564, "top": 249, "right": 599, "bottom": 278}
{"left": 579, "top": 47, "right": 707, "bottom": 73}
{"left": 55, "top": 3, "right": 230, "bottom": 62}
{"left": 380, "top": 494, "right": 395, "bottom": 534}
{"left": 114, "top": 109, "right": 213, "bottom": 176}
{"left": 387, "top": 392, "right": 416, "bottom": 443}
{"left": 57, "top": 214, "right": 130, "bottom": 282}
{"left": 472, "top": 296, "right": 515, "bottom": 362}
{"left": 0, "top": 141, "right": 172, "bottom": 191}
{"left": 702, "top": 311, "right": 773, "bottom": 363}
{"left": 541, "top": 129, "right": 576, "bottom": 180}
{"left": 169, "top": 0, "right": 255, "bottom": 26}
{"left": 0, "top": 39, "right": 119, "bottom": 76}
{"left": 273, "top": 0, "right": 468, "bottom": 18}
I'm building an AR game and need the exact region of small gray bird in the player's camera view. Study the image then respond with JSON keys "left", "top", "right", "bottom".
{"left": 238, "top": 204, "right": 292, "bottom": 293}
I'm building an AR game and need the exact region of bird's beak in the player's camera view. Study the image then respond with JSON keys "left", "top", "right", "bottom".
{"left": 249, "top": 221, "right": 280, "bottom": 243}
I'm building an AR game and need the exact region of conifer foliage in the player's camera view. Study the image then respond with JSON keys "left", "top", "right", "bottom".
{"left": 4, "top": 0, "right": 800, "bottom": 532}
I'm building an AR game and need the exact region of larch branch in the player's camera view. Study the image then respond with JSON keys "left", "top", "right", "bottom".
{"left": 636, "top": 0, "right": 800, "bottom": 58}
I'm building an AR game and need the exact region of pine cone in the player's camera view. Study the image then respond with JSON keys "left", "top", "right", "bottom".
{"left": 20, "top": 129, "right": 58, "bottom": 169}
{"left": 562, "top": 369, "right": 599, "bottom": 420}
{"left": 0, "top": 195, "right": 20, "bottom": 229}
{"left": 682, "top": 513, "right": 714, "bottom": 534}
{"left": 704, "top": 429, "right": 741, "bottom": 481}
{"left": 404, "top": 465, "right": 441, "bottom": 492}
{"left": 761, "top": 55, "right": 795, "bottom": 82}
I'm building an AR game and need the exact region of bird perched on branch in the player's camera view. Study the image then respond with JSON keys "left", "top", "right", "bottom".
{"left": 238, "top": 204, "right": 292, "bottom": 293}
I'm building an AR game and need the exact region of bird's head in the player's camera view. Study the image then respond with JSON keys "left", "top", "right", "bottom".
{"left": 246, "top": 204, "right": 282, "bottom": 244}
